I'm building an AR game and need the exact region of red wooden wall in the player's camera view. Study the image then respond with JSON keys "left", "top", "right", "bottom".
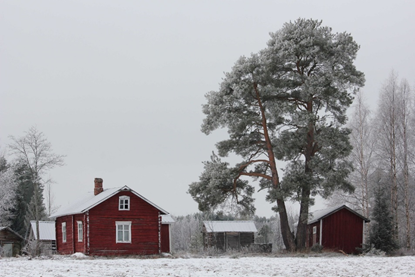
{"left": 161, "top": 224, "right": 170, "bottom": 253}
{"left": 88, "top": 191, "right": 160, "bottom": 256}
{"left": 307, "top": 208, "right": 366, "bottom": 254}
{"left": 321, "top": 208, "right": 364, "bottom": 254}
{"left": 56, "top": 191, "right": 163, "bottom": 256}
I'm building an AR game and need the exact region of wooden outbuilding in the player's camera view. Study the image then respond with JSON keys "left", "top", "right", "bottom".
{"left": 202, "top": 221, "right": 257, "bottom": 250}
{"left": 29, "top": 221, "right": 56, "bottom": 255}
{"left": 306, "top": 205, "right": 370, "bottom": 254}
{"left": 0, "top": 226, "right": 24, "bottom": 257}
{"left": 50, "top": 178, "right": 173, "bottom": 256}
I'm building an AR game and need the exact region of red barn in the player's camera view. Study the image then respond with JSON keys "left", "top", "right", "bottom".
{"left": 51, "top": 178, "right": 173, "bottom": 256}
{"left": 306, "top": 205, "right": 370, "bottom": 254}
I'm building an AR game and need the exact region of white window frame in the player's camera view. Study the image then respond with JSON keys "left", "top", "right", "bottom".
{"left": 62, "top": 222, "right": 67, "bottom": 243}
{"left": 116, "top": 221, "right": 131, "bottom": 243}
{"left": 313, "top": 226, "right": 317, "bottom": 234}
{"left": 77, "top": 221, "right": 83, "bottom": 242}
{"left": 119, "top": 196, "right": 130, "bottom": 211}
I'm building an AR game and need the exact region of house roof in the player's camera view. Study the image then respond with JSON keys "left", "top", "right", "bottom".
{"left": 308, "top": 204, "right": 370, "bottom": 224}
{"left": 50, "top": 185, "right": 169, "bottom": 218}
{"left": 161, "top": 214, "right": 175, "bottom": 224}
{"left": 0, "top": 226, "right": 25, "bottom": 241}
{"left": 30, "top": 221, "right": 56, "bottom": 240}
{"left": 203, "top": 221, "right": 257, "bottom": 233}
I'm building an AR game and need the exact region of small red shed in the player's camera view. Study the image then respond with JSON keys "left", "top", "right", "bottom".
{"left": 50, "top": 178, "right": 174, "bottom": 256}
{"left": 306, "top": 205, "right": 370, "bottom": 254}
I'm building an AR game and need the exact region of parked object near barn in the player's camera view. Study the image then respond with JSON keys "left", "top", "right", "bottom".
{"left": 0, "top": 226, "right": 24, "bottom": 257}
{"left": 28, "top": 221, "right": 56, "bottom": 255}
{"left": 203, "top": 221, "right": 257, "bottom": 250}
{"left": 50, "top": 178, "right": 173, "bottom": 256}
{"left": 306, "top": 205, "right": 370, "bottom": 254}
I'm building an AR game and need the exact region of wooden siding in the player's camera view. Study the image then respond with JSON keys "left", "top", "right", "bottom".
{"left": 87, "top": 190, "right": 160, "bottom": 256}
{"left": 321, "top": 208, "right": 364, "bottom": 254}
{"left": 307, "top": 207, "right": 365, "bottom": 254}
{"left": 204, "top": 232, "right": 254, "bottom": 250}
{"left": 306, "top": 222, "right": 321, "bottom": 248}
{"left": 0, "top": 228, "right": 23, "bottom": 257}
{"left": 161, "top": 224, "right": 170, "bottom": 253}
{"left": 55, "top": 215, "right": 74, "bottom": 254}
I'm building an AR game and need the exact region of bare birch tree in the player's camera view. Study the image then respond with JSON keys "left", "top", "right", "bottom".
{"left": 375, "top": 72, "right": 400, "bottom": 241}
{"left": 397, "top": 79, "right": 413, "bottom": 249}
{"left": 330, "top": 91, "right": 375, "bottom": 221}
{"left": 9, "top": 127, "right": 65, "bottom": 255}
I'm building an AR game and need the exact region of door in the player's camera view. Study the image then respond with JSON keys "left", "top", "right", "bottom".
{"left": 2, "top": 244, "right": 13, "bottom": 257}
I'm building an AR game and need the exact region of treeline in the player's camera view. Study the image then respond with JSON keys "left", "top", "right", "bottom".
{"left": 330, "top": 72, "right": 415, "bottom": 252}
{"left": 0, "top": 127, "right": 64, "bottom": 255}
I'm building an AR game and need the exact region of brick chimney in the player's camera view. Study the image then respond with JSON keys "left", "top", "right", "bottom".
{"left": 94, "top": 178, "right": 103, "bottom": 195}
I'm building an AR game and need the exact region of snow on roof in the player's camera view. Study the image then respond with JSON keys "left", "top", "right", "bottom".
{"left": 30, "top": 221, "right": 56, "bottom": 240}
{"left": 308, "top": 204, "right": 370, "bottom": 224}
{"left": 50, "top": 185, "right": 169, "bottom": 218}
{"left": 203, "top": 221, "right": 257, "bottom": 233}
{"left": 161, "top": 214, "right": 175, "bottom": 224}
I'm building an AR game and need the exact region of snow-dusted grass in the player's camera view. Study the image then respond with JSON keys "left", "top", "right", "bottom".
{"left": 1, "top": 254, "right": 415, "bottom": 277}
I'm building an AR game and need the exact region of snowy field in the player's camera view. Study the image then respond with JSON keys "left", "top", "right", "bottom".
{"left": 1, "top": 254, "right": 415, "bottom": 277}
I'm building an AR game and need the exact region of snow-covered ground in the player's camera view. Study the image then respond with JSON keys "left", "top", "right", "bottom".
{"left": 1, "top": 254, "right": 415, "bottom": 277}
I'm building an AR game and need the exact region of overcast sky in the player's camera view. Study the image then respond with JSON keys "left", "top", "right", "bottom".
{"left": 1, "top": 1, "right": 415, "bottom": 217}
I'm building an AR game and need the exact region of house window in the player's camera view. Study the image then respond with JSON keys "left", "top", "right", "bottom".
{"left": 77, "top": 221, "right": 83, "bottom": 242}
{"left": 119, "top": 196, "right": 130, "bottom": 210}
{"left": 116, "top": 221, "right": 131, "bottom": 243}
{"left": 313, "top": 226, "right": 317, "bottom": 234}
{"left": 62, "top": 222, "right": 67, "bottom": 243}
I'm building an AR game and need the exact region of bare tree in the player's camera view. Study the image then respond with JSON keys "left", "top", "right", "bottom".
{"left": 9, "top": 127, "right": 65, "bottom": 255}
{"left": 397, "top": 79, "right": 413, "bottom": 249}
{"left": 375, "top": 72, "right": 400, "bottom": 241}
{"left": 330, "top": 91, "right": 375, "bottom": 226}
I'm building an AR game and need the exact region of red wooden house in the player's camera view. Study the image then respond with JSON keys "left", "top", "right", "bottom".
{"left": 306, "top": 205, "right": 370, "bottom": 254}
{"left": 50, "top": 178, "right": 174, "bottom": 256}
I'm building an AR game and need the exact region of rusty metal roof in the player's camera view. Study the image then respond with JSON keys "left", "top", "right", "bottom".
{"left": 203, "top": 221, "right": 257, "bottom": 233}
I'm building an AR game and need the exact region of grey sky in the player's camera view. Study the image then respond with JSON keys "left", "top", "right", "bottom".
{"left": 1, "top": 1, "right": 415, "bottom": 217}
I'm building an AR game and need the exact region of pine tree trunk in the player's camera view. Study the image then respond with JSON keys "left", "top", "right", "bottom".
{"left": 254, "top": 83, "right": 296, "bottom": 251}
{"left": 296, "top": 101, "right": 314, "bottom": 250}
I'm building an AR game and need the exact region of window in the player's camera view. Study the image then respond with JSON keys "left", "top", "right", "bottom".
{"left": 62, "top": 222, "right": 67, "bottom": 243}
{"left": 116, "top": 221, "right": 131, "bottom": 243}
{"left": 77, "top": 221, "right": 83, "bottom": 242}
{"left": 313, "top": 226, "right": 317, "bottom": 234}
{"left": 119, "top": 196, "right": 130, "bottom": 210}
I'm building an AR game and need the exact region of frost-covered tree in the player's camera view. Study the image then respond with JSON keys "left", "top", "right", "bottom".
{"left": 0, "top": 165, "right": 18, "bottom": 227}
{"left": 329, "top": 91, "right": 375, "bottom": 219}
{"left": 9, "top": 127, "right": 64, "bottom": 255}
{"left": 189, "top": 18, "right": 364, "bottom": 251}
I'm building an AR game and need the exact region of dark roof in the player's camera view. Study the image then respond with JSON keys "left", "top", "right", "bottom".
{"left": 308, "top": 205, "right": 370, "bottom": 224}
{"left": 0, "top": 226, "right": 25, "bottom": 241}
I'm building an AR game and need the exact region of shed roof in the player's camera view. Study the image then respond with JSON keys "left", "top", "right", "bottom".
{"left": 50, "top": 185, "right": 169, "bottom": 218}
{"left": 161, "top": 214, "right": 175, "bottom": 224}
{"left": 30, "top": 221, "right": 56, "bottom": 240}
{"left": 203, "top": 221, "right": 257, "bottom": 233}
{"left": 308, "top": 204, "right": 370, "bottom": 224}
{"left": 0, "top": 226, "right": 24, "bottom": 241}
